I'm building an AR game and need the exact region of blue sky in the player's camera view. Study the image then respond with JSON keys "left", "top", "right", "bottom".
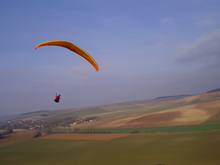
{"left": 1, "top": 0, "right": 220, "bottom": 115}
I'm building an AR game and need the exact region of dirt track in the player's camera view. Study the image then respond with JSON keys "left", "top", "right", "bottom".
{"left": 41, "top": 134, "right": 130, "bottom": 140}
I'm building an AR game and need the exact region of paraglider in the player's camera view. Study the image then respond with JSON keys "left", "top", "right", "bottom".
{"left": 35, "top": 40, "right": 99, "bottom": 103}
{"left": 35, "top": 40, "right": 99, "bottom": 71}
{"left": 54, "top": 94, "right": 61, "bottom": 103}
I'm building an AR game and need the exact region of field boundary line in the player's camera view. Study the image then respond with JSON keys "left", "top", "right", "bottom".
{"left": 0, "top": 137, "right": 36, "bottom": 148}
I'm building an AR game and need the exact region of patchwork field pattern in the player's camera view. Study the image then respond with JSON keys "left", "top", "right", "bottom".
{"left": 76, "top": 99, "right": 220, "bottom": 128}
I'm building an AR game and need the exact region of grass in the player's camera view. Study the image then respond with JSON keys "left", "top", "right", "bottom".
{"left": 187, "top": 96, "right": 220, "bottom": 105}
{"left": 1, "top": 130, "right": 220, "bottom": 165}
{"left": 203, "top": 111, "right": 220, "bottom": 124}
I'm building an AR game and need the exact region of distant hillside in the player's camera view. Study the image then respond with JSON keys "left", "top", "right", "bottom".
{"left": 0, "top": 114, "right": 20, "bottom": 120}
{"left": 21, "top": 110, "right": 50, "bottom": 115}
{"left": 2, "top": 90, "right": 220, "bottom": 126}
{"left": 206, "top": 88, "right": 220, "bottom": 93}
{"left": 155, "top": 94, "right": 192, "bottom": 99}
{"left": 76, "top": 91, "right": 220, "bottom": 128}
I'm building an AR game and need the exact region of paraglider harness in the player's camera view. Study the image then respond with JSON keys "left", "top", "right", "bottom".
{"left": 54, "top": 93, "right": 61, "bottom": 103}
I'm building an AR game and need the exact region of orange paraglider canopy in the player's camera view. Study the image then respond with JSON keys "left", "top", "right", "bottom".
{"left": 35, "top": 40, "right": 99, "bottom": 71}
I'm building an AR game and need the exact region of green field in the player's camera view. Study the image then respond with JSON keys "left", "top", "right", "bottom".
{"left": 79, "top": 123, "right": 220, "bottom": 133}
{"left": 1, "top": 130, "right": 220, "bottom": 165}
{"left": 203, "top": 111, "right": 220, "bottom": 124}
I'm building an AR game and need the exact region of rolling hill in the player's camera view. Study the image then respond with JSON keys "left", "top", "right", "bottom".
{"left": 0, "top": 94, "right": 191, "bottom": 123}
{"left": 73, "top": 91, "right": 220, "bottom": 128}
{"left": 1, "top": 90, "right": 220, "bottom": 129}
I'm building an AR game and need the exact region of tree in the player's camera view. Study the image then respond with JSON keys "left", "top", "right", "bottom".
{"left": 4, "top": 126, "right": 13, "bottom": 134}
{"left": 33, "top": 131, "right": 42, "bottom": 138}
{"left": 45, "top": 127, "right": 53, "bottom": 134}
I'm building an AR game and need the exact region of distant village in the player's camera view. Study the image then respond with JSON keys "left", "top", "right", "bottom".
{"left": 0, "top": 116, "right": 97, "bottom": 134}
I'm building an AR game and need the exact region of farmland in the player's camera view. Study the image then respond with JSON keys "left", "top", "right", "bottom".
{"left": 41, "top": 133, "right": 130, "bottom": 140}
{"left": 0, "top": 129, "right": 37, "bottom": 146}
{"left": 80, "top": 123, "right": 220, "bottom": 133}
{"left": 1, "top": 91, "right": 220, "bottom": 164}
{"left": 75, "top": 99, "right": 220, "bottom": 129}
{"left": 1, "top": 130, "right": 220, "bottom": 165}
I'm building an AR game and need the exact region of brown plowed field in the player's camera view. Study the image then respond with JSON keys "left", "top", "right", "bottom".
{"left": 0, "top": 129, "right": 36, "bottom": 145}
{"left": 41, "top": 134, "right": 130, "bottom": 140}
{"left": 125, "top": 111, "right": 182, "bottom": 127}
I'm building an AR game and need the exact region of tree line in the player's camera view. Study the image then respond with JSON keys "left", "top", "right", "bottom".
{"left": 0, "top": 126, "right": 13, "bottom": 138}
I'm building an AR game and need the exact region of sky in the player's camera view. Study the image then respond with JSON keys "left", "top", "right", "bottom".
{"left": 1, "top": 0, "right": 220, "bottom": 115}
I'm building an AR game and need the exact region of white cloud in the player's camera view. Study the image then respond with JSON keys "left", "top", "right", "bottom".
{"left": 194, "top": 13, "right": 220, "bottom": 28}
{"left": 160, "top": 17, "right": 174, "bottom": 25}
{"left": 195, "top": 19, "right": 215, "bottom": 28}
{"left": 175, "top": 29, "right": 220, "bottom": 68}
